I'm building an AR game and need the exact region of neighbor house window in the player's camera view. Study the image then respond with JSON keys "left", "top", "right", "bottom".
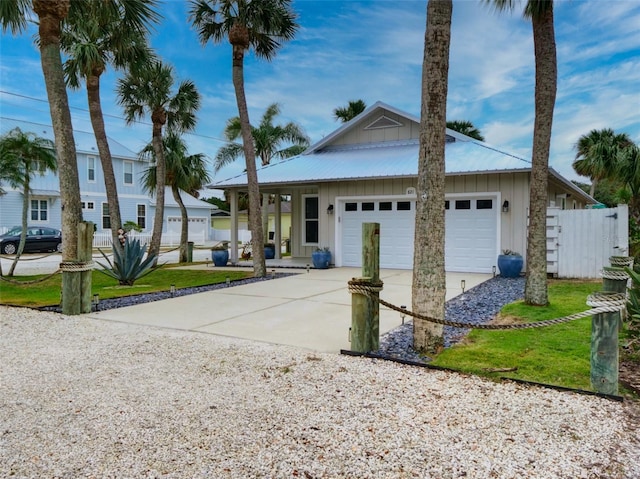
{"left": 137, "top": 204, "right": 146, "bottom": 229}
{"left": 30, "top": 199, "right": 47, "bottom": 221}
{"left": 87, "top": 156, "right": 96, "bottom": 182}
{"left": 102, "top": 202, "right": 111, "bottom": 229}
{"left": 123, "top": 161, "right": 133, "bottom": 185}
{"left": 303, "top": 195, "right": 319, "bottom": 244}
{"left": 81, "top": 201, "right": 95, "bottom": 211}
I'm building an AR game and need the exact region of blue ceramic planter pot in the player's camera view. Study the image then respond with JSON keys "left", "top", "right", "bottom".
{"left": 497, "top": 254, "right": 523, "bottom": 278}
{"left": 264, "top": 245, "right": 276, "bottom": 259}
{"left": 312, "top": 250, "right": 331, "bottom": 269}
{"left": 211, "top": 249, "right": 229, "bottom": 266}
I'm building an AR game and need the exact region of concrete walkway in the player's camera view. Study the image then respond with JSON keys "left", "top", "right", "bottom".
{"left": 85, "top": 268, "right": 492, "bottom": 353}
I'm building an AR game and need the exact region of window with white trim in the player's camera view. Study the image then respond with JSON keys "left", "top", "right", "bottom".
{"left": 30, "top": 199, "right": 48, "bottom": 221}
{"left": 102, "top": 202, "right": 111, "bottom": 229}
{"left": 81, "top": 201, "right": 95, "bottom": 211}
{"left": 123, "top": 161, "right": 133, "bottom": 185}
{"left": 137, "top": 204, "right": 146, "bottom": 229}
{"left": 87, "top": 156, "right": 96, "bottom": 182}
{"left": 303, "top": 195, "right": 319, "bottom": 244}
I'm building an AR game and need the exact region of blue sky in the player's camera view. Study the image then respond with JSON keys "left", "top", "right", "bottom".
{"left": 1, "top": 0, "right": 639, "bottom": 188}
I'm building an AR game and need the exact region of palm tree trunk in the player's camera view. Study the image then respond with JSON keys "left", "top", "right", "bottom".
{"left": 8, "top": 177, "right": 30, "bottom": 277}
{"left": 412, "top": 0, "right": 452, "bottom": 355}
{"left": 33, "top": 0, "right": 81, "bottom": 263}
{"left": 87, "top": 70, "right": 123, "bottom": 252}
{"left": 172, "top": 185, "right": 189, "bottom": 263}
{"left": 589, "top": 179, "right": 597, "bottom": 198}
{"left": 525, "top": 6, "right": 557, "bottom": 306}
{"left": 231, "top": 43, "right": 265, "bottom": 277}
{"left": 148, "top": 120, "right": 166, "bottom": 265}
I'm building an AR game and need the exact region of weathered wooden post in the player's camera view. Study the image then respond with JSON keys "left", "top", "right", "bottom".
{"left": 61, "top": 221, "right": 94, "bottom": 315}
{"left": 350, "top": 223, "right": 382, "bottom": 352}
{"left": 589, "top": 258, "right": 629, "bottom": 395}
{"left": 78, "top": 222, "right": 94, "bottom": 313}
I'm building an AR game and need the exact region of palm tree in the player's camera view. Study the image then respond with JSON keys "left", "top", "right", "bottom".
{"left": 573, "top": 129, "right": 633, "bottom": 197}
{"left": 1, "top": 1, "right": 82, "bottom": 271}
{"left": 490, "top": 0, "right": 557, "bottom": 306}
{"left": 117, "top": 60, "right": 200, "bottom": 264}
{"left": 616, "top": 143, "right": 640, "bottom": 226}
{"left": 412, "top": 0, "right": 452, "bottom": 355}
{"left": 446, "top": 120, "right": 485, "bottom": 141}
{"left": 333, "top": 99, "right": 367, "bottom": 123}
{"left": 140, "top": 131, "right": 211, "bottom": 263}
{"left": 61, "top": 0, "right": 160, "bottom": 252}
{"left": 215, "top": 102, "right": 309, "bottom": 238}
{"left": 0, "top": 128, "right": 57, "bottom": 276}
{"left": 189, "top": 0, "right": 299, "bottom": 278}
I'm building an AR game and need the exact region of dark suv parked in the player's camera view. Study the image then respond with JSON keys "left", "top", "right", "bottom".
{"left": 0, "top": 226, "right": 63, "bottom": 254}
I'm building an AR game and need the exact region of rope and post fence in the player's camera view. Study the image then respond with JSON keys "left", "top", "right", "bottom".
{"left": 347, "top": 223, "right": 629, "bottom": 395}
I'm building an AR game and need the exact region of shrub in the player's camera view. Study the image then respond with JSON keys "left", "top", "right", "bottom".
{"left": 97, "top": 237, "right": 157, "bottom": 286}
{"left": 624, "top": 266, "right": 640, "bottom": 356}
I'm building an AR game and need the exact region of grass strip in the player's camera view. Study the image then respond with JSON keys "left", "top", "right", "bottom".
{"left": 431, "top": 280, "right": 603, "bottom": 391}
{"left": 0, "top": 265, "right": 252, "bottom": 308}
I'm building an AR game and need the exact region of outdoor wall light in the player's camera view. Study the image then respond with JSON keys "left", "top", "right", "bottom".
{"left": 502, "top": 200, "right": 510, "bottom": 213}
{"left": 327, "top": 204, "right": 334, "bottom": 215}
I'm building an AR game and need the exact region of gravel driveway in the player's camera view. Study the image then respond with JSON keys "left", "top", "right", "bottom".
{"left": 2, "top": 306, "right": 639, "bottom": 478}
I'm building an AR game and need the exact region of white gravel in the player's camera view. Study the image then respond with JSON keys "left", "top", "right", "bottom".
{"left": 1, "top": 305, "right": 639, "bottom": 479}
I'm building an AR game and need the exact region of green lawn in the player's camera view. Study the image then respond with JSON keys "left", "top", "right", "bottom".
{"left": 0, "top": 265, "right": 252, "bottom": 308}
{"left": 431, "top": 280, "right": 605, "bottom": 391}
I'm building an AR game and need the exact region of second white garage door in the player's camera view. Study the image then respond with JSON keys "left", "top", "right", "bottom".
{"left": 339, "top": 196, "right": 498, "bottom": 272}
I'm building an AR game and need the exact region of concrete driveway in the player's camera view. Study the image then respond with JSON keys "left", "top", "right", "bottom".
{"left": 86, "top": 268, "right": 491, "bottom": 353}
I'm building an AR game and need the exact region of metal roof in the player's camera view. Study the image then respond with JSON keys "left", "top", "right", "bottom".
{"left": 207, "top": 100, "right": 594, "bottom": 204}
{"left": 211, "top": 137, "right": 532, "bottom": 188}
{"left": 0, "top": 117, "right": 137, "bottom": 159}
{"left": 149, "top": 187, "right": 214, "bottom": 209}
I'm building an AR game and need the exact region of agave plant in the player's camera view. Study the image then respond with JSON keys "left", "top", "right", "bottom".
{"left": 97, "top": 237, "right": 157, "bottom": 286}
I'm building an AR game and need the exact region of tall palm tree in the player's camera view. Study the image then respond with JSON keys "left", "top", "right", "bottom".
{"left": 615, "top": 143, "right": 640, "bottom": 226}
{"left": 333, "top": 99, "right": 367, "bottom": 123}
{"left": 215, "top": 102, "right": 309, "bottom": 238}
{"left": 189, "top": 0, "right": 299, "bottom": 278}
{"left": 0, "top": 128, "right": 57, "bottom": 276}
{"left": 446, "top": 120, "right": 485, "bottom": 141}
{"left": 117, "top": 60, "right": 200, "bottom": 264}
{"left": 1, "top": 0, "right": 82, "bottom": 271}
{"left": 61, "top": 0, "right": 160, "bottom": 252}
{"left": 140, "top": 131, "right": 211, "bottom": 263}
{"left": 573, "top": 128, "right": 633, "bottom": 197}
{"left": 412, "top": 0, "right": 452, "bottom": 355}
{"left": 490, "top": 0, "right": 557, "bottom": 306}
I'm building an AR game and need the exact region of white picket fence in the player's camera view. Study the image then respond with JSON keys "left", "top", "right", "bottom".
{"left": 547, "top": 204, "right": 629, "bottom": 279}
{"left": 92, "top": 230, "right": 206, "bottom": 248}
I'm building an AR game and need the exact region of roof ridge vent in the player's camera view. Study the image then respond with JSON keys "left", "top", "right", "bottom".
{"left": 364, "top": 115, "right": 403, "bottom": 130}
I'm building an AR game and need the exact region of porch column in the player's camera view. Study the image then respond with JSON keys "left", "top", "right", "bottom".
{"left": 274, "top": 193, "right": 282, "bottom": 259}
{"left": 230, "top": 189, "right": 238, "bottom": 264}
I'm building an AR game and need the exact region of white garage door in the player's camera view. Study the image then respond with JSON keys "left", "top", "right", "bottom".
{"left": 340, "top": 196, "right": 498, "bottom": 272}
{"left": 167, "top": 216, "right": 207, "bottom": 242}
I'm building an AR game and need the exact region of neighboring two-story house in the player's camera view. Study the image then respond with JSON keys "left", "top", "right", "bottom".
{"left": 0, "top": 118, "right": 213, "bottom": 244}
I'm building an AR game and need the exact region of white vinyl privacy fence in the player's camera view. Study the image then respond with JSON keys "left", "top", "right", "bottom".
{"left": 547, "top": 204, "right": 629, "bottom": 279}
